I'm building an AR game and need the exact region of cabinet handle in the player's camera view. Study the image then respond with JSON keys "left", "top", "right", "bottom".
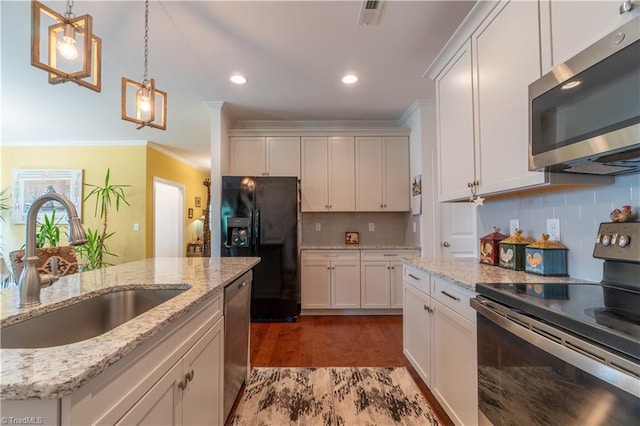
{"left": 186, "top": 370, "right": 195, "bottom": 382}
{"left": 390, "top": 266, "right": 394, "bottom": 270}
{"left": 383, "top": 254, "right": 396, "bottom": 257}
{"left": 325, "top": 254, "right": 338, "bottom": 257}
{"left": 441, "top": 290, "right": 461, "bottom": 302}
{"left": 380, "top": 204, "right": 383, "bottom": 208}
{"left": 619, "top": 0, "right": 633, "bottom": 14}
{"left": 387, "top": 266, "right": 390, "bottom": 270}
{"left": 408, "top": 273, "right": 420, "bottom": 281}
{"left": 383, "top": 204, "right": 387, "bottom": 208}
{"left": 423, "top": 305, "right": 433, "bottom": 313}
{"left": 178, "top": 379, "right": 188, "bottom": 391}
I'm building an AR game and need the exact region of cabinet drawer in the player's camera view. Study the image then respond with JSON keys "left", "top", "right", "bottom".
{"left": 301, "top": 250, "right": 360, "bottom": 262}
{"left": 361, "top": 250, "right": 419, "bottom": 262}
{"left": 403, "top": 265, "right": 430, "bottom": 295}
{"left": 431, "top": 276, "right": 476, "bottom": 323}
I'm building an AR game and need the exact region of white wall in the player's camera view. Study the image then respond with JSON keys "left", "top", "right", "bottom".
{"left": 476, "top": 174, "right": 639, "bottom": 281}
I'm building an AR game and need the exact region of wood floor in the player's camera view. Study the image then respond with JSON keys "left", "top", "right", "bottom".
{"left": 247, "top": 315, "right": 454, "bottom": 426}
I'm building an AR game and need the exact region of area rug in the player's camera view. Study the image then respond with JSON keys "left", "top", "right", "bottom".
{"left": 229, "top": 367, "right": 440, "bottom": 426}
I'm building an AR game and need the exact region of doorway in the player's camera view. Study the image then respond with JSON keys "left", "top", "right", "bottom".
{"left": 153, "top": 178, "right": 185, "bottom": 257}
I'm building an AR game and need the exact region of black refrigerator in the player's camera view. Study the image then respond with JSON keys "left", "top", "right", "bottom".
{"left": 221, "top": 176, "right": 300, "bottom": 321}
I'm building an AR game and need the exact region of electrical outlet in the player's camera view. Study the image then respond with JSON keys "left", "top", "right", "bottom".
{"left": 368, "top": 222, "right": 375, "bottom": 232}
{"left": 412, "top": 221, "right": 417, "bottom": 233}
{"left": 546, "top": 218, "right": 560, "bottom": 241}
{"left": 133, "top": 223, "right": 140, "bottom": 232}
{"left": 509, "top": 219, "right": 519, "bottom": 236}
{"left": 315, "top": 223, "right": 321, "bottom": 232}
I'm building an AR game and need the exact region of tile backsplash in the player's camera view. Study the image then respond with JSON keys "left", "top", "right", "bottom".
{"left": 477, "top": 174, "right": 639, "bottom": 281}
{"left": 302, "top": 212, "right": 419, "bottom": 247}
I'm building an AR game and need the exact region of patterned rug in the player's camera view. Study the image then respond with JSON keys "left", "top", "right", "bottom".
{"left": 230, "top": 367, "right": 440, "bottom": 426}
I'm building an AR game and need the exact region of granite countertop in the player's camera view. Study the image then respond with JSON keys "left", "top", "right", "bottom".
{"left": 301, "top": 245, "right": 421, "bottom": 251}
{"left": 0, "top": 256, "right": 260, "bottom": 400}
{"left": 402, "top": 257, "right": 596, "bottom": 292}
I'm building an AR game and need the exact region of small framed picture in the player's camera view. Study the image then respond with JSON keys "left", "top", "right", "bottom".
{"left": 195, "top": 197, "right": 202, "bottom": 207}
{"left": 345, "top": 232, "right": 359, "bottom": 245}
{"left": 188, "top": 208, "right": 194, "bottom": 219}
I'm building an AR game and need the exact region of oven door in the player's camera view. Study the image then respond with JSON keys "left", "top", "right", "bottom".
{"left": 471, "top": 297, "right": 640, "bottom": 425}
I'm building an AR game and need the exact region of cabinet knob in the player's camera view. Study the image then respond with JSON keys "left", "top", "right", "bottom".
{"left": 178, "top": 379, "right": 188, "bottom": 391}
{"left": 442, "top": 241, "right": 450, "bottom": 247}
{"left": 620, "top": 0, "right": 634, "bottom": 14}
{"left": 383, "top": 204, "right": 387, "bottom": 208}
{"left": 186, "top": 370, "right": 195, "bottom": 382}
{"left": 380, "top": 204, "right": 383, "bottom": 208}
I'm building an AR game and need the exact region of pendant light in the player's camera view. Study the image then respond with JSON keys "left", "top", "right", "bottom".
{"left": 31, "top": 0, "right": 102, "bottom": 92}
{"left": 121, "top": 0, "right": 167, "bottom": 130}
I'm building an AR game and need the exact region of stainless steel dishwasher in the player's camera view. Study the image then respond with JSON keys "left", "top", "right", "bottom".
{"left": 223, "top": 270, "right": 252, "bottom": 422}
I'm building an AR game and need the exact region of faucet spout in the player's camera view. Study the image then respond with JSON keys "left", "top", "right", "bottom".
{"left": 18, "top": 192, "right": 87, "bottom": 308}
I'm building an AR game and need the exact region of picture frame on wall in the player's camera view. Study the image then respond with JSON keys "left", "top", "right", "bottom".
{"left": 345, "top": 231, "right": 359, "bottom": 245}
{"left": 12, "top": 169, "right": 83, "bottom": 224}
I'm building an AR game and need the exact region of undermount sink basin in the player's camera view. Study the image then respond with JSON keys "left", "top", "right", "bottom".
{"left": 0, "top": 288, "right": 189, "bottom": 349}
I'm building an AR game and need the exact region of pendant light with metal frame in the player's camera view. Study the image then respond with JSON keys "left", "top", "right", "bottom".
{"left": 31, "top": 0, "right": 102, "bottom": 92}
{"left": 121, "top": 0, "right": 167, "bottom": 130}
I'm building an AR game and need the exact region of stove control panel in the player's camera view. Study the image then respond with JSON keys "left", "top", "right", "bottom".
{"left": 594, "top": 222, "right": 639, "bottom": 262}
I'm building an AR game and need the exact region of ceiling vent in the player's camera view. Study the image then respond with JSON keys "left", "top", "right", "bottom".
{"left": 358, "top": 0, "right": 384, "bottom": 26}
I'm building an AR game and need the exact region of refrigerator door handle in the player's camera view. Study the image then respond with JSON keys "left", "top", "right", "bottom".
{"left": 253, "top": 206, "right": 261, "bottom": 256}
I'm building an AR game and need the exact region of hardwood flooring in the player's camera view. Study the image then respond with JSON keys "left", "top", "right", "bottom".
{"left": 247, "top": 315, "right": 454, "bottom": 426}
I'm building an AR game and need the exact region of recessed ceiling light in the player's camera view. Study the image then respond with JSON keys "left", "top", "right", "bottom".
{"left": 230, "top": 74, "right": 247, "bottom": 85}
{"left": 561, "top": 80, "right": 581, "bottom": 90}
{"left": 342, "top": 74, "right": 358, "bottom": 85}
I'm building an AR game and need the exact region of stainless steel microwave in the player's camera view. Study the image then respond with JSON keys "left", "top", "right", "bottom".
{"left": 529, "top": 15, "right": 640, "bottom": 175}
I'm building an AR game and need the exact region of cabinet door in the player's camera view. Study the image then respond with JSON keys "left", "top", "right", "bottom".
{"left": 542, "top": 0, "right": 640, "bottom": 72}
{"left": 331, "top": 261, "right": 360, "bottom": 308}
{"left": 301, "top": 260, "right": 331, "bottom": 308}
{"left": 328, "top": 137, "right": 355, "bottom": 211}
{"left": 389, "top": 261, "right": 404, "bottom": 309}
{"left": 182, "top": 317, "right": 224, "bottom": 426}
{"left": 473, "top": 0, "right": 544, "bottom": 195}
{"left": 355, "top": 137, "right": 384, "bottom": 211}
{"left": 436, "top": 41, "right": 476, "bottom": 201}
{"left": 116, "top": 362, "right": 182, "bottom": 426}
{"left": 230, "top": 137, "right": 266, "bottom": 176}
{"left": 267, "top": 137, "right": 300, "bottom": 177}
{"left": 402, "top": 283, "right": 432, "bottom": 387}
{"left": 360, "top": 261, "right": 390, "bottom": 308}
{"left": 432, "top": 300, "right": 477, "bottom": 426}
{"left": 301, "top": 137, "right": 329, "bottom": 212}
{"left": 382, "top": 137, "right": 410, "bottom": 211}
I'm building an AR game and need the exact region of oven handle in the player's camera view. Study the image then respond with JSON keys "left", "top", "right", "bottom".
{"left": 471, "top": 296, "right": 640, "bottom": 398}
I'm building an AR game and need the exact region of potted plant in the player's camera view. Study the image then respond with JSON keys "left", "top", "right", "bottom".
{"left": 76, "top": 168, "right": 130, "bottom": 270}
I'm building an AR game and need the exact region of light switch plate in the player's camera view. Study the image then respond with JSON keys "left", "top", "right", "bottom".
{"left": 368, "top": 222, "right": 375, "bottom": 232}
{"left": 412, "top": 222, "right": 417, "bottom": 233}
{"left": 315, "top": 223, "right": 321, "bottom": 232}
{"left": 546, "top": 218, "right": 560, "bottom": 241}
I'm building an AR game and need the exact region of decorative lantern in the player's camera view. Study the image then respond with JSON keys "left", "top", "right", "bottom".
{"left": 525, "top": 233, "right": 569, "bottom": 276}
{"left": 479, "top": 226, "right": 507, "bottom": 266}
{"left": 499, "top": 229, "right": 534, "bottom": 271}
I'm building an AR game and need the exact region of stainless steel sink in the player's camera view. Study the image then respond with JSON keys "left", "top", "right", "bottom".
{"left": 0, "top": 288, "right": 188, "bottom": 349}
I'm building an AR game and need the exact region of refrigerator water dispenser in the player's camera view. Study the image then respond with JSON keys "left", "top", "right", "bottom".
{"left": 226, "top": 217, "right": 251, "bottom": 247}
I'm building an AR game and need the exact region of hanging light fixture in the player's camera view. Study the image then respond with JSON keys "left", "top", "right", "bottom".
{"left": 31, "top": 0, "right": 101, "bottom": 91}
{"left": 121, "top": 0, "right": 167, "bottom": 130}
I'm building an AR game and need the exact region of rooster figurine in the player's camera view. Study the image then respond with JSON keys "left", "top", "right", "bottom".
{"left": 610, "top": 205, "right": 637, "bottom": 223}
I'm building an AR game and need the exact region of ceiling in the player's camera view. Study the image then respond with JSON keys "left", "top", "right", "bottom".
{"left": 1, "top": 0, "right": 475, "bottom": 171}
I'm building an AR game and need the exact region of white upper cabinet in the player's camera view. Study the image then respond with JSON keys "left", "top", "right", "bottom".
{"left": 540, "top": 0, "right": 640, "bottom": 73}
{"left": 436, "top": 41, "right": 476, "bottom": 201}
{"left": 230, "top": 136, "right": 300, "bottom": 177}
{"left": 472, "top": 0, "right": 545, "bottom": 195}
{"left": 355, "top": 136, "right": 410, "bottom": 211}
{"left": 301, "top": 136, "right": 355, "bottom": 212}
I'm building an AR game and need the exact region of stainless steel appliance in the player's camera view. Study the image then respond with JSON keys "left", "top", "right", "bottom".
{"left": 528, "top": 15, "right": 640, "bottom": 175}
{"left": 221, "top": 176, "right": 300, "bottom": 321}
{"left": 472, "top": 222, "right": 640, "bottom": 425}
{"left": 223, "top": 271, "right": 252, "bottom": 422}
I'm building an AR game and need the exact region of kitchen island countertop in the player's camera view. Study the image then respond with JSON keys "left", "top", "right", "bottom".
{"left": 402, "top": 257, "right": 596, "bottom": 292}
{"left": 0, "top": 256, "right": 260, "bottom": 400}
{"left": 301, "top": 245, "right": 421, "bottom": 250}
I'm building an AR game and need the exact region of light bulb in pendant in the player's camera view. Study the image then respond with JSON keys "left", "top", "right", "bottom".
{"left": 57, "top": 24, "right": 78, "bottom": 60}
{"left": 137, "top": 87, "right": 152, "bottom": 112}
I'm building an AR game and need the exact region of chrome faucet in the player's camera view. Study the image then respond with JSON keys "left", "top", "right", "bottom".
{"left": 18, "top": 193, "right": 87, "bottom": 308}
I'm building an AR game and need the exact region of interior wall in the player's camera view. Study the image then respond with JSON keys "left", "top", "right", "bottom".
{"left": 476, "top": 174, "right": 639, "bottom": 281}
{"left": 0, "top": 144, "right": 147, "bottom": 268}
{"left": 145, "top": 146, "right": 209, "bottom": 257}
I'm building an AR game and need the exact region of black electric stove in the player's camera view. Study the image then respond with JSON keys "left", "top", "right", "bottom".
{"left": 476, "top": 221, "right": 640, "bottom": 363}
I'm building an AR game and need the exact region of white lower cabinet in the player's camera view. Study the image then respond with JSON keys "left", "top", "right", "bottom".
{"left": 301, "top": 250, "right": 360, "bottom": 309}
{"left": 118, "top": 316, "right": 224, "bottom": 425}
{"left": 0, "top": 292, "right": 228, "bottom": 425}
{"left": 361, "top": 250, "right": 419, "bottom": 309}
{"left": 403, "top": 266, "right": 478, "bottom": 426}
